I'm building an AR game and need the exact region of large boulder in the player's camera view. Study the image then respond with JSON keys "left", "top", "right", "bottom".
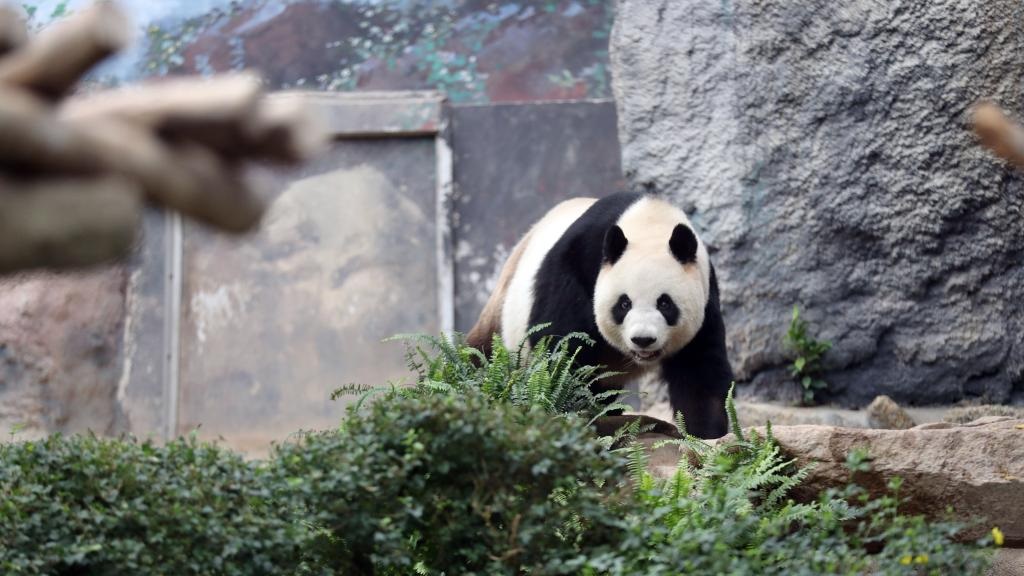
{"left": 611, "top": 0, "right": 1024, "bottom": 406}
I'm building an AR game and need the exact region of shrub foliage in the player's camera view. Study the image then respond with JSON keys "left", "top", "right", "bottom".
{"left": 0, "top": 434, "right": 303, "bottom": 575}
{"left": 275, "top": 393, "right": 628, "bottom": 575}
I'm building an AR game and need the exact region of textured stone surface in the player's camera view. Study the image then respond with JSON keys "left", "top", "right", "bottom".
{"left": 0, "top": 269, "right": 127, "bottom": 436}
{"left": 643, "top": 399, "right": 954, "bottom": 430}
{"left": 946, "top": 404, "right": 1024, "bottom": 424}
{"left": 641, "top": 399, "right": 866, "bottom": 429}
{"left": 990, "top": 549, "right": 1024, "bottom": 576}
{"left": 612, "top": 0, "right": 1024, "bottom": 406}
{"left": 757, "top": 418, "right": 1024, "bottom": 545}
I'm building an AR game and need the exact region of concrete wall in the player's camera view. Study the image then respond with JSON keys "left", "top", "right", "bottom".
{"left": 451, "top": 100, "right": 624, "bottom": 331}
{"left": 179, "top": 135, "right": 441, "bottom": 450}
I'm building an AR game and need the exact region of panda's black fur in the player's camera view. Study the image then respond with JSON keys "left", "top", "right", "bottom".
{"left": 467, "top": 192, "right": 733, "bottom": 439}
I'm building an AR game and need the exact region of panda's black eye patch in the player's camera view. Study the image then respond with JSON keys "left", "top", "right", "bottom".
{"left": 657, "top": 294, "right": 680, "bottom": 325}
{"left": 612, "top": 294, "right": 631, "bottom": 324}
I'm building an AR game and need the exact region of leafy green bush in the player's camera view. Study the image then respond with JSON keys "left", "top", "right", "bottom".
{"left": 273, "top": 392, "right": 629, "bottom": 576}
{"left": 0, "top": 434, "right": 303, "bottom": 576}
{"left": 785, "top": 305, "right": 833, "bottom": 405}
{"left": 337, "top": 324, "right": 625, "bottom": 421}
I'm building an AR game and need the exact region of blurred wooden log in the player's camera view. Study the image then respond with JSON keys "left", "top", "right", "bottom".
{"left": 973, "top": 101, "right": 1024, "bottom": 168}
{"left": 0, "top": 1, "right": 131, "bottom": 100}
{"left": 248, "top": 96, "right": 330, "bottom": 164}
{"left": 0, "top": 5, "right": 330, "bottom": 273}
{"left": 0, "top": 90, "right": 264, "bottom": 232}
{"left": 69, "top": 118, "right": 266, "bottom": 232}
{"left": 60, "top": 72, "right": 264, "bottom": 153}
{"left": 0, "top": 5, "right": 27, "bottom": 57}
{"left": 0, "top": 176, "right": 141, "bottom": 273}
{"left": 0, "top": 86, "right": 104, "bottom": 173}
{"left": 61, "top": 74, "right": 329, "bottom": 164}
{"left": 165, "top": 141, "right": 267, "bottom": 232}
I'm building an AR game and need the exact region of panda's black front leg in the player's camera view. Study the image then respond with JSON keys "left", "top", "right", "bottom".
{"left": 659, "top": 263, "right": 733, "bottom": 439}
{"left": 662, "top": 352, "right": 730, "bottom": 439}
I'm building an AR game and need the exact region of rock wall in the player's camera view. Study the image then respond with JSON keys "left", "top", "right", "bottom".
{"left": 0, "top": 269, "right": 128, "bottom": 436}
{"left": 612, "top": 0, "right": 1024, "bottom": 406}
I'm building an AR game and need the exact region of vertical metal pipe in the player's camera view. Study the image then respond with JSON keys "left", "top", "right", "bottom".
{"left": 434, "top": 104, "right": 455, "bottom": 335}
{"left": 162, "top": 211, "right": 183, "bottom": 441}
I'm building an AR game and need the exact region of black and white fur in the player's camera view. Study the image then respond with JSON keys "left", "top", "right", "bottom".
{"left": 468, "top": 192, "right": 732, "bottom": 439}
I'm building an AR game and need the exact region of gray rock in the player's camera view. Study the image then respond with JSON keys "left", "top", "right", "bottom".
{"left": 640, "top": 399, "right": 869, "bottom": 429}
{"left": 735, "top": 401, "right": 865, "bottom": 429}
{"left": 611, "top": 0, "right": 1024, "bottom": 406}
{"left": 911, "top": 421, "right": 956, "bottom": 431}
{"left": 866, "top": 395, "right": 916, "bottom": 429}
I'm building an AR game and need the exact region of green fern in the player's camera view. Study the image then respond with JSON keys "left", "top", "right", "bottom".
{"left": 726, "top": 381, "right": 743, "bottom": 441}
{"left": 385, "top": 324, "right": 623, "bottom": 420}
{"left": 621, "top": 379, "right": 825, "bottom": 564}
{"left": 620, "top": 422, "right": 825, "bottom": 570}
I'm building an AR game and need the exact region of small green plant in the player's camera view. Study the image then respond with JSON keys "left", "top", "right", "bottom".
{"left": 785, "top": 305, "right": 833, "bottom": 405}
{"left": 336, "top": 324, "right": 627, "bottom": 423}
{"left": 20, "top": 1, "right": 70, "bottom": 30}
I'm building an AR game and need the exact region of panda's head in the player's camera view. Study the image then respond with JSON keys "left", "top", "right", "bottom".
{"left": 593, "top": 198, "right": 710, "bottom": 366}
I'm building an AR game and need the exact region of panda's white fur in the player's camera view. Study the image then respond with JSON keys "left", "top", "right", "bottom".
{"left": 592, "top": 197, "right": 711, "bottom": 366}
{"left": 501, "top": 197, "right": 597, "bottom": 347}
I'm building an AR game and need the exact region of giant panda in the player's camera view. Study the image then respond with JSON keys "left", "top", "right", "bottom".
{"left": 467, "top": 192, "right": 732, "bottom": 439}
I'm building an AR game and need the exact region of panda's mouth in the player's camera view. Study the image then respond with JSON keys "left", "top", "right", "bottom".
{"left": 631, "top": 349, "right": 662, "bottom": 362}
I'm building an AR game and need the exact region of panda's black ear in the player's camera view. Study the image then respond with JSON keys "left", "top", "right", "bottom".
{"left": 669, "top": 224, "right": 698, "bottom": 264}
{"left": 603, "top": 225, "right": 628, "bottom": 265}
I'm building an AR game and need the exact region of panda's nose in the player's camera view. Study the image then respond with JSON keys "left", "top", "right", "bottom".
{"left": 631, "top": 336, "right": 656, "bottom": 348}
